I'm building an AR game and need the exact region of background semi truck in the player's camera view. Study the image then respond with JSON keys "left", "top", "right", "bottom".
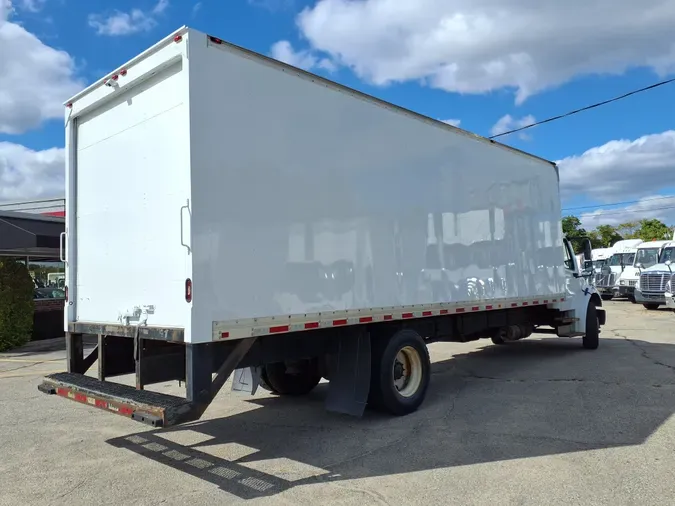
{"left": 595, "top": 239, "right": 643, "bottom": 300}
{"left": 39, "top": 27, "right": 606, "bottom": 428}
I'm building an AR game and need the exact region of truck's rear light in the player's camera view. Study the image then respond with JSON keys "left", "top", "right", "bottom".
{"left": 65, "top": 285, "right": 68, "bottom": 302}
{"left": 174, "top": 35, "right": 183, "bottom": 43}
{"left": 185, "top": 279, "right": 192, "bottom": 303}
{"left": 208, "top": 35, "right": 224, "bottom": 45}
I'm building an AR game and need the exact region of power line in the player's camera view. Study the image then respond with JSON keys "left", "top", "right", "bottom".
{"left": 562, "top": 194, "right": 675, "bottom": 211}
{"left": 578, "top": 204, "right": 675, "bottom": 219}
{"left": 488, "top": 76, "right": 675, "bottom": 139}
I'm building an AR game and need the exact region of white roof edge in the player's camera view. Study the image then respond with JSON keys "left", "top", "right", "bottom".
{"left": 63, "top": 25, "right": 189, "bottom": 106}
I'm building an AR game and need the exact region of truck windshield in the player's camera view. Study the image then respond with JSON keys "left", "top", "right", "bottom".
{"left": 608, "top": 253, "right": 635, "bottom": 266}
{"left": 593, "top": 259, "right": 607, "bottom": 269}
{"left": 635, "top": 248, "right": 660, "bottom": 268}
{"left": 659, "top": 247, "right": 675, "bottom": 263}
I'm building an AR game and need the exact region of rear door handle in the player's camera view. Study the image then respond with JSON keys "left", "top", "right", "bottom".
{"left": 59, "top": 232, "right": 67, "bottom": 263}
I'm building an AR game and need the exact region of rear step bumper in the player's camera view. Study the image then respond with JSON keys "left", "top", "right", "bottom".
{"left": 38, "top": 372, "right": 196, "bottom": 428}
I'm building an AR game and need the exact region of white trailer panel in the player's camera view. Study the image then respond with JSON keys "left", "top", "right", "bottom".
{"left": 65, "top": 27, "right": 566, "bottom": 344}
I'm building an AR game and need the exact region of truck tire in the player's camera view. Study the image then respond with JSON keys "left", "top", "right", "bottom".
{"left": 491, "top": 336, "right": 506, "bottom": 345}
{"left": 258, "top": 368, "right": 279, "bottom": 394}
{"left": 263, "top": 358, "right": 321, "bottom": 396}
{"left": 582, "top": 303, "right": 600, "bottom": 350}
{"left": 601, "top": 294, "right": 613, "bottom": 301}
{"left": 369, "top": 329, "right": 431, "bottom": 416}
{"left": 643, "top": 303, "right": 660, "bottom": 310}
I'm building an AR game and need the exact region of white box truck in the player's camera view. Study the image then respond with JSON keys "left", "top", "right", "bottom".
{"left": 39, "top": 27, "right": 606, "bottom": 427}
{"left": 635, "top": 240, "right": 675, "bottom": 309}
{"left": 594, "top": 239, "right": 642, "bottom": 300}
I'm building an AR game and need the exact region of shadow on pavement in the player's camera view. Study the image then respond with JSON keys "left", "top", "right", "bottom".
{"left": 107, "top": 337, "right": 675, "bottom": 500}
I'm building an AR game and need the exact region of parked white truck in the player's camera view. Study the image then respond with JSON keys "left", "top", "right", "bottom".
{"left": 635, "top": 239, "right": 675, "bottom": 310}
{"left": 39, "top": 27, "right": 605, "bottom": 427}
{"left": 614, "top": 240, "right": 671, "bottom": 302}
{"left": 591, "top": 247, "right": 612, "bottom": 273}
{"left": 594, "top": 239, "right": 642, "bottom": 300}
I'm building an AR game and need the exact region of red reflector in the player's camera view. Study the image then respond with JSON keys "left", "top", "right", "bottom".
{"left": 440, "top": 309, "right": 448, "bottom": 315}
{"left": 522, "top": 302, "right": 529, "bottom": 306}
{"left": 359, "top": 316, "right": 373, "bottom": 323}
{"left": 119, "top": 406, "right": 133, "bottom": 415}
{"left": 533, "top": 300, "right": 539, "bottom": 304}
{"left": 120, "top": 69, "right": 127, "bottom": 76}
{"left": 422, "top": 311, "right": 432, "bottom": 317}
{"left": 471, "top": 306, "right": 479, "bottom": 311}
{"left": 333, "top": 319, "right": 348, "bottom": 326}
{"left": 185, "top": 278, "right": 192, "bottom": 303}
{"left": 95, "top": 399, "right": 107, "bottom": 409}
{"left": 111, "top": 74, "right": 119, "bottom": 81}
{"left": 402, "top": 312, "right": 413, "bottom": 319}
{"left": 304, "top": 322, "right": 319, "bottom": 329}
{"left": 511, "top": 303, "right": 518, "bottom": 307}
{"left": 174, "top": 35, "right": 183, "bottom": 42}
{"left": 65, "top": 285, "right": 68, "bottom": 302}
{"left": 74, "top": 393, "right": 87, "bottom": 402}
{"left": 486, "top": 305, "right": 493, "bottom": 310}
{"left": 269, "top": 325, "right": 289, "bottom": 333}
{"left": 456, "top": 308, "right": 465, "bottom": 313}
{"left": 383, "top": 315, "right": 393, "bottom": 320}
{"left": 221, "top": 331, "right": 230, "bottom": 339}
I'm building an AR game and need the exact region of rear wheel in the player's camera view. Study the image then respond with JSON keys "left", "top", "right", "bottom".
{"left": 369, "top": 329, "right": 431, "bottom": 415}
{"left": 263, "top": 358, "right": 321, "bottom": 395}
{"left": 582, "top": 303, "right": 600, "bottom": 350}
{"left": 643, "top": 303, "right": 660, "bottom": 310}
{"left": 491, "top": 336, "right": 506, "bottom": 345}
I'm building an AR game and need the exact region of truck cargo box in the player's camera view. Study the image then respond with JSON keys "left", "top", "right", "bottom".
{"left": 63, "top": 27, "right": 566, "bottom": 345}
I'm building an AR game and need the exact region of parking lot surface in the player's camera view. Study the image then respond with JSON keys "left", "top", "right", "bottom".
{"left": 1, "top": 301, "right": 674, "bottom": 506}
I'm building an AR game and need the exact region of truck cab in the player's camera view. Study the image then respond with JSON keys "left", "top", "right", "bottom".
{"left": 591, "top": 248, "right": 612, "bottom": 274}
{"left": 635, "top": 241, "right": 675, "bottom": 309}
{"left": 615, "top": 240, "right": 670, "bottom": 302}
{"left": 595, "top": 239, "right": 642, "bottom": 300}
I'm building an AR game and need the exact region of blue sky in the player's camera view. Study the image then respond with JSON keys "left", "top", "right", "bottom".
{"left": 2, "top": 0, "right": 675, "bottom": 228}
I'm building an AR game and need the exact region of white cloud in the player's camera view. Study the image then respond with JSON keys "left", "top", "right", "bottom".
{"left": 558, "top": 131, "right": 675, "bottom": 203}
{"left": 0, "top": 142, "right": 64, "bottom": 202}
{"left": 88, "top": 0, "right": 168, "bottom": 36}
{"left": 490, "top": 114, "right": 535, "bottom": 140}
{"left": 440, "top": 118, "right": 461, "bottom": 127}
{"left": 270, "top": 40, "right": 336, "bottom": 72}
{"left": 292, "top": 0, "right": 675, "bottom": 103}
{"left": 0, "top": 1, "right": 83, "bottom": 134}
{"left": 579, "top": 195, "right": 675, "bottom": 228}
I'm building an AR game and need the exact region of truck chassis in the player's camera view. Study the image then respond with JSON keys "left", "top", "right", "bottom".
{"left": 39, "top": 296, "right": 604, "bottom": 428}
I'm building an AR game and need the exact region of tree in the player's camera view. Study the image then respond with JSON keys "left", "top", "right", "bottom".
{"left": 617, "top": 221, "right": 640, "bottom": 239}
{"left": 562, "top": 216, "right": 587, "bottom": 251}
{"left": 0, "top": 259, "right": 35, "bottom": 352}
{"left": 594, "top": 224, "right": 623, "bottom": 247}
{"left": 635, "top": 218, "right": 672, "bottom": 241}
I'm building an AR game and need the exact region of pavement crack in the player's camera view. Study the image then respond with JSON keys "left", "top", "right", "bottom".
{"left": 613, "top": 330, "right": 675, "bottom": 372}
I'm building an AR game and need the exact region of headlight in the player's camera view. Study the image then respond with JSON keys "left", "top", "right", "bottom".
{"left": 636, "top": 279, "right": 641, "bottom": 290}
{"left": 667, "top": 280, "right": 672, "bottom": 293}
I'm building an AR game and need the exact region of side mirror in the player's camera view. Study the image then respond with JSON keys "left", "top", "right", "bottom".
{"left": 581, "top": 238, "right": 592, "bottom": 262}
{"left": 636, "top": 263, "right": 644, "bottom": 270}
{"left": 666, "top": 260, "right": 672, "bottom": 272}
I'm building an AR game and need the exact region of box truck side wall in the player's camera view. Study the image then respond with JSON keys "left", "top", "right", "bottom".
{"left": 187, "top": 31, "right": 567, "bottom": 344}
{"left": 64, "top": 35, "right": 193, "bottom": 338}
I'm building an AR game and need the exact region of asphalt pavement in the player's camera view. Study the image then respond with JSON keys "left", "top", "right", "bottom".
{"left": 0, "top": 301, "right": 674, "bottom": 506}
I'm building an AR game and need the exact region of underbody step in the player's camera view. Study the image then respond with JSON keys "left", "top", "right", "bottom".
{"left": 554, "top": 316, "right": 579, "bottom": 325}
{"left": 38, "top": 372, "right": 195, "bottom": 428}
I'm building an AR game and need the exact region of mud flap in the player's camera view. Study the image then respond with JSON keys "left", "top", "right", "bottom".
{"left": 325, "top": 329, "right": 371, "bottom": 417}
{"left": 231, "top": 366, "right": 261, "bottom": 395}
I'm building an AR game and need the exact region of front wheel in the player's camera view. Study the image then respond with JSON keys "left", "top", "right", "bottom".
{"left": 582, "top": 303, "right": 600, "bottom": 350}
{"left": 369, "top": 329, "right": 431, "bottom": 415}
{"left": 643, "top": 303, "right": 660, "bottom": 310}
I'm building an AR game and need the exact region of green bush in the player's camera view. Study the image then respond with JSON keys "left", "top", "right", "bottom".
{"left": 0, "top": 258, "right": 35, "bottom": 351}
